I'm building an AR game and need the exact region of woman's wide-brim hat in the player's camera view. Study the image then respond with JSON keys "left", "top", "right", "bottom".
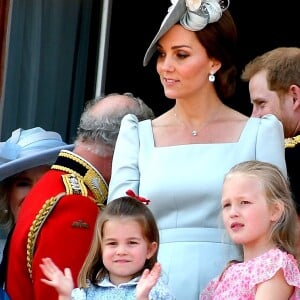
{"left": 0, "top": 127, "right": 74, "bottom": 181}
{"left": 143, "top": 0, "right": 230, "bottom": 67}
{"left": 143, "top": 0, "right": 186, "bottom": 67}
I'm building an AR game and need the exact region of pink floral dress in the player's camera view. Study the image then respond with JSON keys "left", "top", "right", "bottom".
{"left": 200, "top": 248, "right": 300, "bottom": 299}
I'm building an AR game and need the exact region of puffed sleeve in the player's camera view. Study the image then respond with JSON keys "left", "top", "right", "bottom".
{"left": 108, "top": 114, "right": 141, "bottom": 202}
{"left": 249, "top": 249, "right": 300, "bottom": 294}
{"left": 256, "top": 114, "right": 287, "bottom": 177}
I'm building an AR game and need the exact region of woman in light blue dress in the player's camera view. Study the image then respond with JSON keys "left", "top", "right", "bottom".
{"left": 108, "top": 1, "right": 287, "bottom": 299}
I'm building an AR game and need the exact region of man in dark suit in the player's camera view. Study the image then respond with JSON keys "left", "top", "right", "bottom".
{"left": 241, "top": 47, "right": 300, "bottom": 213}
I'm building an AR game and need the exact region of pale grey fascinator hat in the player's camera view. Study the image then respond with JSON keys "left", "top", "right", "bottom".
{"left": 143, "top": 0, "right": 230, "bottom": 66}
{"left": 0, "top": 127, "right": 74, "bottom": 181}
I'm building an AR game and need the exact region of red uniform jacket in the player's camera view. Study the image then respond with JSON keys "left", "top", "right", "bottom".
{"left": 6, "top": 150, "right": 108, "bottom": 299}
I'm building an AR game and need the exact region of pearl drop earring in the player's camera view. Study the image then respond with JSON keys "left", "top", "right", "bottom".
{"left": 209, "top": 73, "right": 215, "bottom": 82}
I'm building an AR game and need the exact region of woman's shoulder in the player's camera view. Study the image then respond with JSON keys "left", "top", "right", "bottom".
{"left": 151, "top": 110, "right": 171, "bottom": 125}
{"left": 231, "top": 112, "right": 281, "bottom": 130}
{"left": 239, "top": 113, "right": 283, "bottom": 141}
{"left": 248, "top": 114, "right": 282, "bottom": 127}
{"left": 120, "top": 113, "right": 152, "bottom": 133}
{"left": 122, "top": 113, "right": 151, "bottom": 125}
{"left": 118, "top": 113, "right": 154, "bottom": 147}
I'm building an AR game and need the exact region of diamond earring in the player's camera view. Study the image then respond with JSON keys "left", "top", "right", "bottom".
{"left": 209, "top": 73, "right": 215, "bottom": 82}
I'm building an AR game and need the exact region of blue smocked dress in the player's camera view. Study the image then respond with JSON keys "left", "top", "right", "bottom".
{"left": 71, "top": 276, "right": 175, "bottom": 299}
{"left": 108, "top": 113, "right": 286, "bottom": 300}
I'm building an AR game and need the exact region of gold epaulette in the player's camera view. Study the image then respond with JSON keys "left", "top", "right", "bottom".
{"left": 62, "top": 174, "right": 88, "bottom": 196}
{"left": 285, "top": 135, "right": 300, "bottom": 148}
{"left": 51, "top": 150, "right": 108, "bottom": 206}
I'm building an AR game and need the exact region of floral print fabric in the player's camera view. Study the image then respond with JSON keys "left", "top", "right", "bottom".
{"left": 200, "top": 248, "right": 300, "bottom": 299}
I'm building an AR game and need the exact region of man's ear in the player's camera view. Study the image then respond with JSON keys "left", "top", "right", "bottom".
{"left": 289, "top": 84, "right": 300, "bottom": 109}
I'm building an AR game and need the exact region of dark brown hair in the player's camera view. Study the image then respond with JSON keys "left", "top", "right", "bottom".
{"left": 241, "top": 47, "right": 300, "bottom": 98}
{"left": 196, "top": 10, "right": 238, "bottom": 100}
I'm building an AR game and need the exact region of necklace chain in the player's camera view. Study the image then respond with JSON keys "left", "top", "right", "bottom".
{"left": 173, "top": 107, "right": 212, "bottom": 137}
{"left": 173, "top": 108, "right": 200, "bottom": 136}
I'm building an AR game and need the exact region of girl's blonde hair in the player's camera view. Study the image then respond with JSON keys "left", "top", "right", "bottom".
{"left": 77, "top": 196, "right": 159, "bottom": 287}
{"left": 224, "top": 160, "right": 299, "bottom": 263}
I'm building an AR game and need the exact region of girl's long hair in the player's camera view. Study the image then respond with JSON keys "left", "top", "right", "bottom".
{"left": 225, "top": 160, "right": 299, "bottom": 263}
{"left": 77, "top": 196, "right": 159, "bottom": 287}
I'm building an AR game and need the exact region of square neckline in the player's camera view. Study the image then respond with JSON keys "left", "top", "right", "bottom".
{"left": 140, "top": 117, "right": 258, "bottom": 148}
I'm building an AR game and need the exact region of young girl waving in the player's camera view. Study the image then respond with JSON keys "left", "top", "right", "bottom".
{"left": 200, "top": 160, "right": 300, "bottom": 299}
{"left": 40, "top": 195, "right": 175, "bottom": 300}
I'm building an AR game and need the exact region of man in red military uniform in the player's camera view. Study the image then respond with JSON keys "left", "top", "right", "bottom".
{"left": 5, "top": 93, "right": 154, "bottom": 299}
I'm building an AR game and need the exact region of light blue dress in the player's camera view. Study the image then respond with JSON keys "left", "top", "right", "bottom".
{"left": 71, "top": 276, "right": 175, "bottom": 299}
{"left": 108, "top": 113, "right": 286, "bottom": 300}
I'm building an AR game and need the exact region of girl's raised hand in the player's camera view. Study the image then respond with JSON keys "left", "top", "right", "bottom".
{"left": 40, "top": 257, "right": 74, "bottom": 299}
{"left": 136, "top": 262, "right": 161, "bottom": 300}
